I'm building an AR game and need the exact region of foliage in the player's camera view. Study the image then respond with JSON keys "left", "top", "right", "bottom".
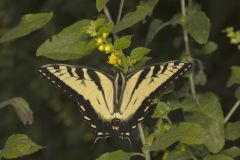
{"left": 0, "top": 0, "right": 240, "bottom": 160}
{"left": 0, "top": 134, "right": 43, "bottom": 159}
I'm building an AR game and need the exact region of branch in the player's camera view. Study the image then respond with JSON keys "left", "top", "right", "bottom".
{"left": 116, "top": 0, "right": 125, "bottom": 24}
{"left": 180, "top": 0, "right": 200, "bottom": 105}
{"left": 224, "top": 100, "right": 240, "bottom": 124}
{"left": 138, "top": 123, "right": 151, "bottom": 160}
{"left": 103, "top": 6, "right": 118, "bottom": 40}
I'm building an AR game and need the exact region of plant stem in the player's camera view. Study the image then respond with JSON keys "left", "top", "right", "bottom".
{"left": 116, "top": 0, "right": 125, "bottom": 24}
{"left": 180, "top": 0, "right": 200, "bottom": 105}
{"left": 103, "top": 6, "right": 117, "bottom": 40}
{"left": 138, "top": 123, "right": 151, "bottom": 160}
{"left": 184, "top": 145, "right": 199, "bottom": 160}
{"left": 224, "top": 100, "right": 240, "bottom": 124}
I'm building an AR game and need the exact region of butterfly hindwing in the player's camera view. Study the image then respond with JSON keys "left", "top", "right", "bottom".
{"left": 38, "top": 64, "right": 115, "bottom": 134}
{"left": 119, "top": 61, "right": 192, "bottom": 128}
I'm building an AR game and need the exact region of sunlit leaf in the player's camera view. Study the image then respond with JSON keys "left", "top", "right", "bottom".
{"left": 0, "top": 134, "right": 43, "bottom": 159}
{"left": 128, "top": 56, "right": 151, "bottom": 72}
{"left": 0, "top": 97, "right": 33, "bottom": 125}
{"left": 221, "top": 146, "right": 240, "bottom": 158}
{"left": 227, "top": 66, "right": 240, "bottom": 87}
{"left": 204, "top": 155, "right": 234, "bottom": 160}
{"left": 184, "top": 10, "right": 211, "bottom": 44}
{"left": 130, "top": 47, "right": 151, "bottom": 61}
{"left": 0, "top": 12, "right": 53, "bottom": 43}
{"left": 150, "top": 122, "right": 209, "bottom": 151}
{"left": 96, "top": 150, "right": 134, "bottom": 160}
{"left": 96, "top": 0, "right": 108, "bottom": 12}
{"left": 98, "top": 22, "right": 113, "bottom": 34}
{"left": 37, "top": 19, "right": 97, "bottom": 60}
{"left": 225, "top": 121, "right": 240, "bottom": 141}
{"left": 114, "top": 35, "right": 132, "bottom": 50}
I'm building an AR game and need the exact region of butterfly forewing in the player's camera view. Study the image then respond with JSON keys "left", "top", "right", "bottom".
{"left": 38, "top": 64, "right": 115, "bottom": 130}
{"left": 119, "top": 61, "right": 192, "bottom": 127}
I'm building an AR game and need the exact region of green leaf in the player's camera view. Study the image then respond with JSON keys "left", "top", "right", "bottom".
{"left": 221, "top": 146, "right": 240, "bottom": 158}
{"left": 0, "top": 134, "right": 43, "bottom": 159}
{"left": 113, "top": 5, "right": 150, "bottom": 33}
{"left": 98, "top": 22, "right": 113, "bottom": 34}
{"left": 195, "top": 71, "right": 207, "bottom": 86}
{"left": 204, "top": 155, "right": 234, "bottom": 160}
{"left": 145, "top": 19, "right": 163, "bottom": 46}
{"left": 96, "top": 0, "right": 108, "bottom": 12}
{"left": 130, "top": 47, "right": 151, "bottom": 61}
{"left": 227, "top": 66, "right": 240, "bottom": 87}
{"left": 235, "top": 87, "right": 240, "bottom": 100}
{"left": 225, "top": 121, "right": 240, "bottom": 141}
{"left": 128, "top": 56, "right": 151, "bottom": 72}
{"left": 200, "top": 41, "right": 218, "bottom": 55}
{"left": 151, "top": 101, "right": 170, "bottom": 118}
{"left": 121, "top": 53, "right": 129, "bottom": 73}
{"left": 0, "top": 97, "right": 33, "bottom": 125}
{"left": 95, "top": 17, "right": 106, "bottom": 27}
{"left": 142, "top": 0, "right": 159, "bottom": 16}
{"left": 150, "top": 122, "right": 209, "bottom": 151}
{"left": 114, "top": 35, "right": 132, "bottom": 50}
{"left": 184, "top": 10, "right": 211, "bottom": 44}
{"left": 36, "top": 19, "right": 97, "bottom": 60}
{"left": 96, "top": 150, "right": 134, "bottom": 160}
{"left": 180, "top": 93, "right": 225, "bottom": 153}
{"left": 0, "top": 12, "right": 53, "bottom": 43}
{"left": 168, "top": 150, "right": 191, "bottom": 160}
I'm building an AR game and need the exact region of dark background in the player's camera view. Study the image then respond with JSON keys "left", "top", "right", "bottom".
{"left": 0, "top": 0, "right": 240, "bottom": 160}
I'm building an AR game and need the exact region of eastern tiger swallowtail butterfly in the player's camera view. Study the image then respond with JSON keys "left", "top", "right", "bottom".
{"left": 38, "top": 61, "right": 192, "bottom": 141}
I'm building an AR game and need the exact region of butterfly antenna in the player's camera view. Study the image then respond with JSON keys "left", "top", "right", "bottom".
{"left": 91, "top": 136, "right": 103, "bottom": 150}
{"left": 124, "top": 137, "right": 133, "bottom": 151}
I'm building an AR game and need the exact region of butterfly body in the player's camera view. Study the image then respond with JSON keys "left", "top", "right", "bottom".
{"left": 38, "top": 61, "right": 192, "bottom": 140}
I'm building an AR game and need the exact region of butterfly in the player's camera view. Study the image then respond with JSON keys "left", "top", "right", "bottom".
{"left": 38, "top": 60, "right": 192, "bottom": 141}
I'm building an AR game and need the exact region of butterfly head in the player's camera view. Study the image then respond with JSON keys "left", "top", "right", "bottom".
{"left": 111, "top": 118, "right": 121, "bottom": 131}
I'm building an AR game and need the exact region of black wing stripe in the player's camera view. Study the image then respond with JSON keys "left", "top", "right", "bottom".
{"left": 87, "top": 69, "right": 112, "bottom": 112}
{"left": 76, "top": 67, "right": 84, "bottom": 80}
{"left": 124, "top": 67, "right": 151, "bottom": 111}
{"left": 152, "top": 65, "right": 161, "bottom": 77}
{"left": 161, "top": 63, "right": 168, "bottom": 74}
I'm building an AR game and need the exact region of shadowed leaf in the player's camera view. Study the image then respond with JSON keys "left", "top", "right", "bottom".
{"left": 184, "top": 10, "right": 211, "bottom": 44}
{"left": 227, "top": 66, "right": 240, "bottom": 87}
{"left": 0, "top": 12, "right": 53, "bottom": 43}
{"left": 0, "top": 97, "right": 33, "bottom": 125}
{"left": 97, "top": 150, "right": 135, "bottom": 160}
{"left": 226, "top": 121, "right": 240, "bottom": 141}
{"left": 150, "top": 122, "right": 209, "bottom": 151}
{"left": 204, "top": 155, "right": 233, "bottom": 160}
